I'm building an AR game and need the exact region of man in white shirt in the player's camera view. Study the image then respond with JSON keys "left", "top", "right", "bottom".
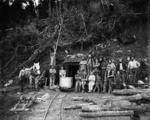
{"left": 128, "top": 56, "right": 140, "bottom": 85}
{"left": 111, "top": 59, "right": 116, "bottom": 72}
{"left": 59, "top": 66, "right": 66, "bottom": 77}
{"left": 88, "top": 72, "right": 95, "bottom": 92}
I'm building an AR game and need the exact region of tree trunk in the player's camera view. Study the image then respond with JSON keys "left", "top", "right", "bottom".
{"left": 82, "top": 104, "right": 150, "bottom": 113}
{"left": 72, "top": 97, "right": 97, "bottom": 104}
{"left": 73, "top": 93, "right": 150, "bottom": 105}
{"left": 79, "top": 110, "right": 134, "bottom": 118}
{"left": 113, "top": 89, "right": 150, "bottom": 95}
{"left": 64, "top": 103, "right": 93, "bottom": 110}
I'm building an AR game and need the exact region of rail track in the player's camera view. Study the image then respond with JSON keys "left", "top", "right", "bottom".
{"left": 42, "top": 92, "right": 67, "bottom": 120}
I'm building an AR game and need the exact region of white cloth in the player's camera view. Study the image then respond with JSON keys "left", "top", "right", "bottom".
{"left": 49, "top": 68, "right": 56, "bottom": 74}
{"left": 50, "top": 53, "right": 56, "bottom": 66}
{"left": 88, "top": 75, "right": 96, "bottom": 82}
{"left": 111, "top": 63, "right": 116, "bottom": 71}
{"left": 59, "top": 70, "right": 66, "bottom": 77}
{"left": 128, "top": 60, "right": 140, "bottom": 69}
{"left": 119, "top": 63, "right": 123, "bottom": 70}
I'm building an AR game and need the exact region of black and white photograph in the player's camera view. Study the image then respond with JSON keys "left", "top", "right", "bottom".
{"left": 0, "top": 0, "right": 149, "bottom": 120}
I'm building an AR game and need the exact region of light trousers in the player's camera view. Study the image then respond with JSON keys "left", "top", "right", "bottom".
{"left": 88, "top": 81, "right": 95, "bottom": 92}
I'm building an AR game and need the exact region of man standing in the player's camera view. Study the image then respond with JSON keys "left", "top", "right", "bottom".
{"left": 115, "top": 71, "right": 122, "bottom": 89}
{"left": 87, "top": 54, "right": 94, "bottom": 77}
{"left": 80, "top": 57, "right": 87, "bottom": 73}
{"left": 100, "top": 57, "right": 107, "bottom": 90}
{"left": 49, "top": 65, "right": 56, "bottom": 88}
{"left": 103, "top": 62, "right": 115, "bottom": 93}
{"left": 59, "top": 66, "right": 66, "bottom": 77}
{"left": 116, "top": 59, "right": 126, "bottom": 87}
{"left": 128, "top": 56, "right": 140, "bottom": 85}
{"left": 75, "top": 71, "right": 82, "bottom": 92}
{"left": 140, "top": 59, "right": 148, "bottom": 80}
{"left": 126, "top": 56, "right": 131, "bottom": 86}
{"left": 111, "top": 59, "right": 116, "bottom": 72}
{"left": 93, "top": 58, "right": 100, "bottom": 74}
{"left": 93, "top": 73, "right": 102, "bottom": 92}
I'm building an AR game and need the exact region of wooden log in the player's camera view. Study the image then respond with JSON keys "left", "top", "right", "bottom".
{"left": 64, "top": 103, "right": 93, "bottom": 110}
{"left": 113, "top": 89, "right": 150, "bottom": 96}
{"left": 82, "top": 104, "right": 150, "bottom": 112}
{"left": 84, "top": 93, "right": 150, "bottom": 103}
{"left": 73, "top": 93, "right": 150, "bottom": 108}
{"left": 81, "top": 116, "right": 131, "bottom": 120}
{"left": 79, "top": 110, "right": 134, "bottom": 118}
{"left": 72, "top": 97, "right": 97, "bottom": 104}
{"left": 82, "top": 100, "right": 133, "bottom": 112}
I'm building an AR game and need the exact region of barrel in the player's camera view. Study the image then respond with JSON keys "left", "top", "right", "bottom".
{"left": 59, "top": 77, "right": 73, "bottom": 89}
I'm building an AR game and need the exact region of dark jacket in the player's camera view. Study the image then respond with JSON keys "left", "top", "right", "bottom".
{"left": 75, "top": 73, "right": 82, "bottom": 81}
{"left": 116, "top": 62, "right": 127, "bottom": 71}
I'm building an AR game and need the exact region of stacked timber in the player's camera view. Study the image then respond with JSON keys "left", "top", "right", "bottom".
{"left": 73, "top": 93, "right": 150, "bottom": 103}
{"left": 65, "top": 89, "right": 150, "bottom": 119}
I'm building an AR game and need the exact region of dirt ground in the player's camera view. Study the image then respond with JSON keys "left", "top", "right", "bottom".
{"left": 0, "top": 87, "right": 142, "bottom": 120}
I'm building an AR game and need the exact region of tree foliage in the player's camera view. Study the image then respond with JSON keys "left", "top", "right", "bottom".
{"left": 0, "top": 0, "right": 149, "bottom": 79}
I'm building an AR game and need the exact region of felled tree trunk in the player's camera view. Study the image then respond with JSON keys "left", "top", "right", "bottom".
{"left": 113, "top": 89, "right": 150, "bottom": 95}
{"left": 82, "top": 104, "right": 150, "bottom": 112}
{"left": 72, "top": 97, "right": 97, "bottom": 104}
{"left": 64, "top": 103, "right": 93, "bottom": 110}
{"left": 79, "top": 110, "right": 134, "bottom": 118}
{"left": 82, "top": 100, "right": 132, "bottom": 112}
{"left": 111, "top": 93, "right": 150, "bottom": 102}
{"left": 73, "top": 93, "right": 150, "bottom": 104}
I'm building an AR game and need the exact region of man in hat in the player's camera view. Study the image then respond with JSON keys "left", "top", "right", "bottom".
{"left": 116, "top": 58, "right": 126, "bottom": 87}
{"left": 128, "top": 56, "right": 140, "bottom": 85}
{"left": 80, "top": 56, "right": 87, "bottom": 73}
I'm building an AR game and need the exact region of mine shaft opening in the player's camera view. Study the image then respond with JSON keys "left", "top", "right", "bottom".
{"left": 67, "top": 63, "right": 79, "bottom": 88}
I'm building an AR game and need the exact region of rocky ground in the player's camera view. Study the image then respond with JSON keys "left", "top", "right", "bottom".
{"left": 0, "top": 86, "right": 145, "bottom": 120}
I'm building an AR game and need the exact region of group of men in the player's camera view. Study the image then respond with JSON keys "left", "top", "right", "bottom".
{"left": 40, "top": 65, "right": 66, "bottom": 88}
{"left": 75, "top": 55, "right": 149, "bottom": 93}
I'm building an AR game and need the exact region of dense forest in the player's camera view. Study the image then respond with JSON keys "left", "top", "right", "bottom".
{"left": 0, "top": 0, "right": 149, "bottom": 83}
